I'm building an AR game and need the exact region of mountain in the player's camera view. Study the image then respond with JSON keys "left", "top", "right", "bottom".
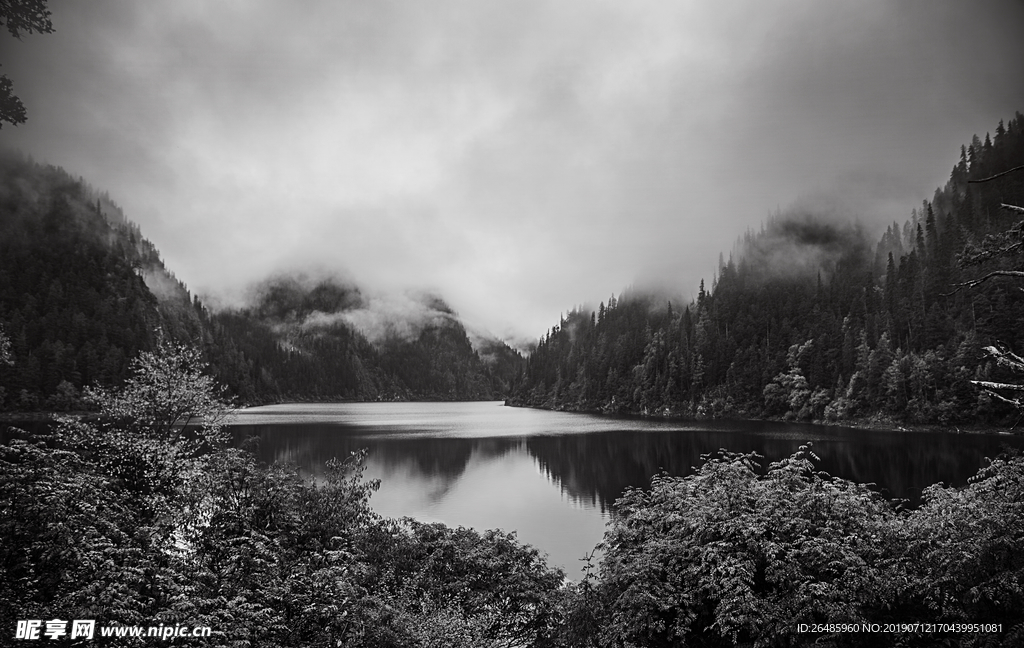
{"left": 0, "top": 151, "right": 522, "bottom": 410}
{"left": 508, "top": 112, "right": 1024, "bottom": 426}
{"left": 210, "top": 275, "right": 522, "bottom": 402}
{"left": 0, "top": 152, "right": 163, "bottom": 410}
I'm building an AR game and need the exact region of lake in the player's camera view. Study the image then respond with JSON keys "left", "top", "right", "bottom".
{"left": 226, "top": 401, "right": 1024, "bottom": 579}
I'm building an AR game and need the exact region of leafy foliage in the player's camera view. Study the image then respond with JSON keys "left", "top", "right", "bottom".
{"left": 84, "top": 339, "right": 229, "bottom": 442}
{"left": 0, "top": 341, "right": 563, "bottom": 647}
{"left": 898, "top": 452, "right": 1024, "bottom": 630}
{"left": 579, "top": 444, "right": 1024, "bottom": 648}
{"left": 3, "top": 338, "right": 1024, "bottom": 646}
{"left": 0, "top": 0, "right": 53, "bottom": 127}
{"left": 0, "top": 437, "right": 149, "bottom": 632}
{"left": 0, "top": 324, "right": 10, "bottom": 365}
{"left": 362, "top": 518, "right": 566, "bottom": 647}
{"left": 590, "top": 446, "right": 889, "bottom": 646}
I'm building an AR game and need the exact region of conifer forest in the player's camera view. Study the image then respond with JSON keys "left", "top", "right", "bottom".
{"left": 510, "top": 114, "right": 1024, "bottom": 428}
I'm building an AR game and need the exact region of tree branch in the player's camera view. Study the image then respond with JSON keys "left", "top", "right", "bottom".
{"left": 1002, "top": 203, "right": 1024, "bottom": 215}
{"left": 959, "top": 240, "right": 1024, "bottom": 267}
{"left": 944, "top": 270, "right": 1024, "bottom": 296}
{"left": 971, "top": 380, "right": 1024, "bottom": 392}
{"left": 968, "top": 165, "right": 1024, "bottom": 183}
{"left": 976, "top": 388, "right": 1023, "bottom": 409}
{"left": 981, "top": 345, "right": 1024, "bottom": 373}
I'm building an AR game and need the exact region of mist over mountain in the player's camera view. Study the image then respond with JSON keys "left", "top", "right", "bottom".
{"left": 0, "top": 151, "right": 219, "bottom": 410}
{"left": 510, "top": 112, "right": 1024, "bottom": 426}
{"left": 248, "top": 276, "right": 463, "bottom": 347}
{"left": 0, "top": 151, "right": 522, "bottom": 409}
{"left": 735, "top": 211, "right": 872, "bottom": 285}
{"left": 5, "top": 110, "right": 1024, "bottom": 422}
{"left": 217, "top": 274, "right": 522, "bottom": 401}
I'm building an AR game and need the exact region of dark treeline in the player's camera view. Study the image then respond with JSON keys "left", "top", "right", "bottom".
{"left": 0, "top": 151, "right": 521, "bottom": 410}
{"left": 0, "top": 154, "right": 163, "bottom": 410}
{"left": 510, "top": 113, "right": 1024, "bottom": 426}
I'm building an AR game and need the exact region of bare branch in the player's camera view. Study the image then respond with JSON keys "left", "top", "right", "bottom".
{"left": 962, "top": 241, "right": 1024, "bottom": 267}
{"left": 981, "top": 345, "right": 1024, "bottom": 373}
{"left": 956, "top": 220, "right": 1024, "bottom": 268}
{"left": 1002, "top": 203, "right": 1024, "bottom": 215}
{"left": 977, "top": 388, "right": 1024, "bottom": 409}
{"left": 944, "top": 270, "right": 1024, "bottom": 296}
{"left": 968, "top": 165, "right": 1024, "bottom": 184}
{"left": 971, "top": 380, "right": 1024, "bottom": 392}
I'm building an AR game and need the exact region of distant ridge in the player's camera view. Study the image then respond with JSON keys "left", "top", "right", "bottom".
{"left": 508, "top": 112, "right": 1024, "bottom": 427}
{"left": 0, "top": 150, "right": 523, "bottom": 411}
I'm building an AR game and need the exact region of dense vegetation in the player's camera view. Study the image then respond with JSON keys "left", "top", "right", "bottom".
{"left": 0, "top": 342, "right": 566, "bottom": 647}
{"left": 509, "top": 113, "right": 1024, "bottom": 426}
{"left": 3, "top": 341, "right": 1022, "bottom": 646}
{"left": 0, "top": 155, "right": 164, "bottom": 410}
{"left": 0, "top": 150, "right": 521, "bottom": 410}
{"left": 570, "top": 445, "right": 1024, "bottom": 647}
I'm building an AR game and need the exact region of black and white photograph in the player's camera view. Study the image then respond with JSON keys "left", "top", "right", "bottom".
{"left": 3, "top": 1, "right": 1024, "bottom": 645}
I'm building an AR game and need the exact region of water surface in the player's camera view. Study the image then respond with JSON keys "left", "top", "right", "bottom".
{"left": 227, "top": 401, "right": 1024, "bottom": 578}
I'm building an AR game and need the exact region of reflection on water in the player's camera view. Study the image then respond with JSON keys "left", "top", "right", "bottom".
{"left": 526, "top": 426, "right": 1022, "bottom": 510}
{"left": 227, "top": 402, "right": 1024, "bottom": 577}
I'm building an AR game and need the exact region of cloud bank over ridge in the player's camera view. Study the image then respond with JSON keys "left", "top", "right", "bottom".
{"left": 4, "top": 0, "right": 1024, "bottom": 342}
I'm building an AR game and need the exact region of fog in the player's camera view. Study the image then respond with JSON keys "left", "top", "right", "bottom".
{"left": 307, "top": 292, "right": 459, "bottom": 346}
{"left": 3, "top": 0, "right": 1023, "bottom": 344}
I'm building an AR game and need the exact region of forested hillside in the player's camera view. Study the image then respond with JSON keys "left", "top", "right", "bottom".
{"left": 510, "top": 113, "right": 1024, "bottom": 426}
{"left": 0, "top": 154, "right": 168, "bottom": 410}
{"left": 208, "top": 276, "right": 522, "bottom": 402}
{"left": 0, "top": 151, "right": 521, "bottom": 410}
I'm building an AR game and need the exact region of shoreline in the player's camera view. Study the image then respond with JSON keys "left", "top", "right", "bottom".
{"left": 4, "top": 402, "right": 1020, "bottom": 437}
{"left": 502, "top": 400, "right": 1021, "bottom": 436}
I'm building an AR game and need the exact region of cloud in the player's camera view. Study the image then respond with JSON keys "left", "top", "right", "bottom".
{"left": 738, "top": 211, "right": 871, "bottom": 284}
{"left": 3, "top": 0, "right": 1024, "bottom": 342}
{"left": 309, "top": 291, "right": 459, "bottom": 345}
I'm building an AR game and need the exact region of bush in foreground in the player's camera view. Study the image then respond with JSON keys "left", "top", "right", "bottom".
{"left": 579, "top": 445, "right": 1024, "bottom": 648}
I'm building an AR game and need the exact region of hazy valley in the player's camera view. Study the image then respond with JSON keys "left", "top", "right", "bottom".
{"left": 0, "top": 151, "right": 522, "bottom": 411}
{"left": 4, "top": 114, "right": 1024, "bottom": 431}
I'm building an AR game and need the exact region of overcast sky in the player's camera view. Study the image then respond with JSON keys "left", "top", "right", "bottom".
{"left": 3, "top": 1, "right": 1024, "bottom": 346}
